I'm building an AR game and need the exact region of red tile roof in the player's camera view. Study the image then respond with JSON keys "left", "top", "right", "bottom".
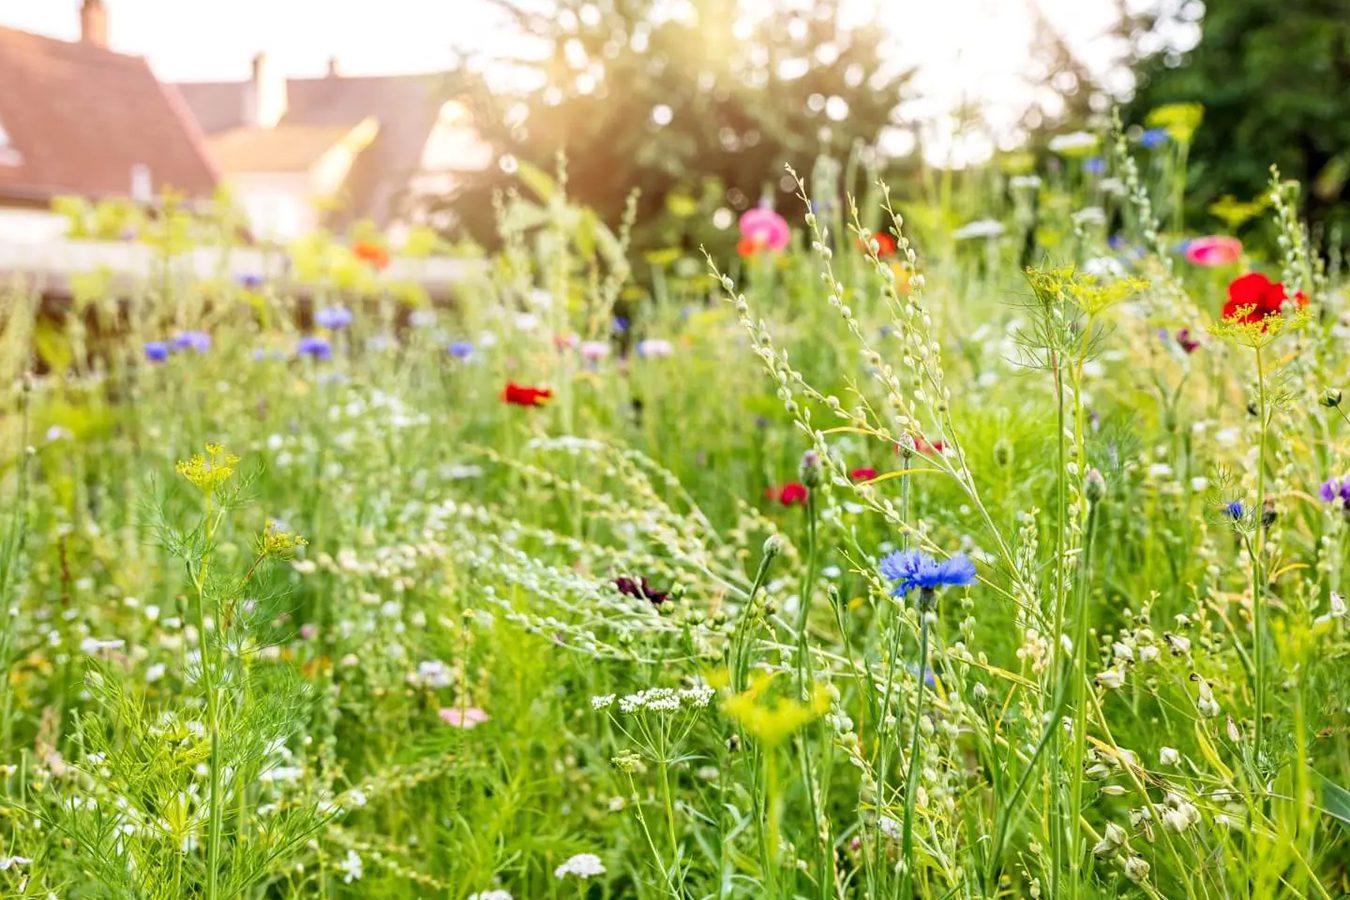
{"left": 0, "top": 25, "right": 217, "bottom": 203}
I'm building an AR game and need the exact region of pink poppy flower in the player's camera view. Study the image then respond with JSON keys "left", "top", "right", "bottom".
{"left": 439, "top": 706, "right": 489, "bottom": 728}
{"left": 738, "top": 207, "right": 791, "bottom": 253}
{"left": 1184, "top": 236, "right": 1242, "bottom": 267}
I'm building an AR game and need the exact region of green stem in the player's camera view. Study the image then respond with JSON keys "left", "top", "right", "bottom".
{"left": 1253, "top": 346, "right": 1268, "bottom": 756}
{"left": 899, "top": 603, "right": 930, "bottom": 897}
{"left": 1066, "top": 503, "right": 1100, "bottom": 898}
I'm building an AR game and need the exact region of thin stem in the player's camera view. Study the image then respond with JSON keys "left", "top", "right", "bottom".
{"left": 899, "top": 603, "right": 930, "bottom": 897}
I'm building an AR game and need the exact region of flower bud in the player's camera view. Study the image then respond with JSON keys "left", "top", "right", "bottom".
{"left": 1124, "top": 856, "right": 1150, "bottom": 883}
{"left": 993, "top": 437, "right": 1013, "bottom": 468}
{"left": 799, "top": 450, "right": 823, "bottom": 488}
{"left": 1321, "top": 387, "right": 1342, "bottom": 408}
{"left": 762, "top": 534, "right": 787, "bottom": 560}
{"left": 1085, "top": 467, "right": 1107, "bottom": 504}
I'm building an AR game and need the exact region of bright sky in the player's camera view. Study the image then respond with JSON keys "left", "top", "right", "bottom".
{"left": 2, "top": 0, "right": 1186, "bottom": 165}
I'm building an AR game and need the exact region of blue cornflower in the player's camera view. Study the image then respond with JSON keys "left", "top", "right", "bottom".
{"left": 611, "top": 316, "right": 630, "bottom": 334}
{"left": 297, "top": 335, "right": 332, "bottom": 361}
{"left": 236, "top": 273, "right": 264, "bottom": 290}
{"left": 144, "top": 341, "right": 169, "bottom": 363}
{"left": 1223, "top": 500, "right": 1245, "bottom": 521}
{"left": 1140, "top": 127, "right": 1169, "bottom": 149}
{"left": 878, "top": 548, "right": 977, "bottom": 598}
{"left": 448, "top": 340, "right": 474, "bottom": 360}
{"left": 170, "top": 331, "right": 211, "bottom": 353}
{"left": 1083, "top": 156, "right": 1106, "bottom": 175}
{"left": 314, "top": 306, "right": 354, "bottom": 330}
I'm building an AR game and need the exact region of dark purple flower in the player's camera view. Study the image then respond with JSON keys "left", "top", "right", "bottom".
{"left": 614, "top": 575, "right": 669, "bottom": 605}
{"left": 1176, "top": 328, "right": 1201, "bottom": 354}
{"left": 144, "top": 341, "right": 169, "bottom": 363}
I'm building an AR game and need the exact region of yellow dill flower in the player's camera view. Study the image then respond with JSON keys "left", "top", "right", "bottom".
{"left": 1146, "top": 102, "right": 1204, "bottom": 144}
{"left": 1210, "top": 304, "right": 1311, "bottom": 349}
{"left": 257, "top": 519, "right": 307, "bottom": 559}
{"left": 722, "top": 671, "right": 830, "bottom": 748}
{"left": 176, "top": 444, "right": 240, "bottom": 494}
{"left": 1025, "top": 265, "right": 1148, "bottom": 316}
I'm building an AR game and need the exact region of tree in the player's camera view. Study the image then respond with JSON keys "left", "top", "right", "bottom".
{"left": 442, "top": 0, "right": 913, "bottom": 248}
{"left": 1127, "top": 0, "right": 1350, "bottom": 241}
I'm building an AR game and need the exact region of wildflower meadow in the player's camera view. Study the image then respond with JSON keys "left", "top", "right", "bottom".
{"left": 2, "top": 116, "right": 1350, "bottom": 899}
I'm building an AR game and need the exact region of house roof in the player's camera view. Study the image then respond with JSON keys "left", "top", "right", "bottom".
{"left": 207, "top": 123, "right": 364, "bottom": 174}
{"left": 177, "top": 73, "right": 449, "bottom": 228}
{"left": 0, "top": 25, "right": 217, "bottom": 203}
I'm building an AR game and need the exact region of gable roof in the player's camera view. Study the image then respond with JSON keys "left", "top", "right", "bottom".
{"left": 0, "top": 25, "right": 217, "bottom": 203}
{"left": 207, "top": 123, "right": 366, "bottom": 174}
{"left": 177, "top": 73, "right": 448, "bottom": 228}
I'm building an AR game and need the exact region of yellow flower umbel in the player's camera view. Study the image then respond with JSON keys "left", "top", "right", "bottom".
{"left": 256, "top": 519, "right": 307, "bottom": 560}
{"left": 1024, "top": 265, "right": 1148, "bottom": 317}
{"left": 176, "top": 444, "right": 240, "bottom": 495}
{"left": 722, "top": 671, "right": 830, "bottom": 748}
{"left": 1146, "top": 102, "right": 1204, "bottom": 144}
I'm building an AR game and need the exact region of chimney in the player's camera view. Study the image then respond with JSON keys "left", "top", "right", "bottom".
{"left": 326, "top": 55, "right": 341, "bottom": 78}
{"left": 244, "top": 52, "right": 288, "bottom": 129}
{"left": 80, "top": 0, "right": 108, "bottom": 48}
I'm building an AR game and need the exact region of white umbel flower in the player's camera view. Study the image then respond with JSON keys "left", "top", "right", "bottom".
{"left": 554, "top": 852, "right": 605, "bottom": 879}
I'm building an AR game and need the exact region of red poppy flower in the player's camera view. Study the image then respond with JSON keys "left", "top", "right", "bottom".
{"left": 850, "top": 467, "right": 878, "bottom": 481}
{"left": 1221, "top": 272, "right": 1306, "bottom": 325}
{"left": 502, "top": 382, "right": 552, "bottom": 407}
{"left": 895, "top": 435, "right": 945, "bottom": 456}
{"left": 859, "top": 231, "right": 896, "bottom": 258}
{"left": 766, "top": 482, "right": 808, "bottom": 506}
{"left": 353, "top": 240, "right": 390, "bottom": 271}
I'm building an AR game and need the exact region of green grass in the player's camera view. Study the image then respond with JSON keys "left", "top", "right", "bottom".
{"left": 0, "top": 130, "right": 1347, "bottom": 899}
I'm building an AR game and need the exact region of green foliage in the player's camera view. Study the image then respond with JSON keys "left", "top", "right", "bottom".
{"left": 1128, "top": 0, "right": 1350, "bottom": 241}
{"left": 445, "top": 0, "right": 912, "bottom": 252}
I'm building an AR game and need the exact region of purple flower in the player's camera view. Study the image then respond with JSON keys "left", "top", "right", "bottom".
{"left": 1223, "top": 500, "right": 1245, "bottom": 521}
{"left": 878, "top": 548, "right": 976, "bottom": 598}
{"left": 1176, "top": 328, "right": 1200, "bottom": 354}
{"left": 1083, "top": 156, "right": 1106, "bottom": 175}
{"left": 144, "top": 341, "right": 169, "bottom": 363}
{"left": 314, "top": 307, "right": 354, "bottom": 330}
{"left": 1318, "top": 477, "right": 1350, "bottom": 509}
{"left": 170, "top": 331, "right": 211, "bottom": 354}
{"left": 448, "top": 340, "right": 474, "bottom": 359}
{"left": 236, "top": 273, "right": 264, "bottom": 290}
{"left": 297, "top": 336, "right": 332, "bottom": 360}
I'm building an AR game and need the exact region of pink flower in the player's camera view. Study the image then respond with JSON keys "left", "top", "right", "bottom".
{"left": 1184, "top": 236, "right": 1242, "bottom": 267}
{"left": 439, "top": 706, "right": 489, "bottom": 728}
{"left": 738, "top": 207, "right": 790, "bottom": 253}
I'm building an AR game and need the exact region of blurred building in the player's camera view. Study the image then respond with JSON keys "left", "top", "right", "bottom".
{"left": 0, "top": 0, "right": 217, "bottom": 242}
{"left": 176, "top": 56, "right": 492, "bottom": 242}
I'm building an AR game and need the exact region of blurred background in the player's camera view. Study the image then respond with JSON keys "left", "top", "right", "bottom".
{"left": 0, "top": 0, "right": 1345, "bottom": 255}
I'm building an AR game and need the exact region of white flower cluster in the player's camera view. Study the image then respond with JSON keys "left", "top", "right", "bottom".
{"left": 554, "top": 852, "right": 605, "bottom": 879}
{"left": 592, "top": 684, "right": 715, "bottom": 714}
